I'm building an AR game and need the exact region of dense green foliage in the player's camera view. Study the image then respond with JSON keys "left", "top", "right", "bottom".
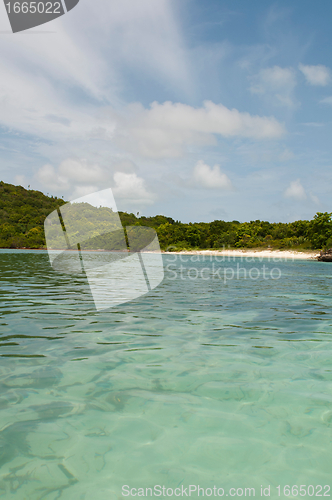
{"left": 0, "top": 181, "right": 66, "bottom": 248}
{"left": 0, "top": 181, "right": 331, "bottom": 250}
{"left": 124, "top": 212, "right": 332, "bottom": 252}
{"left": 155, "top": 218, "right": 311, "bottom": 251}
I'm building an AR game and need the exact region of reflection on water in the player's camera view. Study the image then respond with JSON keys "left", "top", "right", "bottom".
{"left": 0, "top": 250, "right": 332, "bottom": 498}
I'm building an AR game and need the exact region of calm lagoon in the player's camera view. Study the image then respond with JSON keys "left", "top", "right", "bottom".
{"left": 0, "top": 250, "right": 332, "bottom": 499}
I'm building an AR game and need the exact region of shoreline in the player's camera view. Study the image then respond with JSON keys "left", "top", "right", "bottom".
{"left": 163, "top": 249, "right": 320, "bottom": 260}
{"left": 0, "top": 247, "right": 321, "bottom": 260}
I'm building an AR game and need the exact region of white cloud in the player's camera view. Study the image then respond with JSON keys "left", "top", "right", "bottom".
{"left": 0, "top": 64, "right": 284, "bottom": 161}
{"left": 114, "top": 100, "right": 285, "bottom": 159}
{"left": 193, "top": 161, "right": 233, "bottom": 190}
{"left": 0, "top": 0, "right": 191, "bottom": 100}
{"left": 58, "top": 159, "right": 105, "bottom": 184}
{"left": 101, "top": 0, "right": 192, "bottom": 95}
{"left": 284, "top": 179, "right": 307, "bottom": 201}
{"left": 319, "top": 96, "right": 332, "bottom": 105}
{"left": 36, "top": 159, "right": 108, "bottom": 193}
{"left": 249, "top": 66, "right": 297, "bottom": 107}
{"left": 0, "top": 61, "right": 116, "bottom": 142}
{"left": 70, "top": 185, "right": 100, "bottom": 200}
{"left": 36, "top": 159, "right": 155, "bottom": 206}
{"left": 0, "top": 0, "right": 312, "bottom": 222}
{"left": 113, "top": 172, "right": 155, "bottom": 205}
{"left": 36, "top": 164, "right": 70, "bottom": 192}
{"left": 0, "top": 0, "right": 193, "bottom": 146}
{"left": 299, "top": 64, "right": 331, "bottom": 86}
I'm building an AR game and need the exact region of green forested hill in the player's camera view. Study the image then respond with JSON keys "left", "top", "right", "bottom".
{"left": 0, "top": 182, "right": 176, "bottom": 249}
{"left": 0, "top": 181, "right": 66, "bottom": 248}
{"left": 0, "top": 181, "right": 332, "bottom": 250}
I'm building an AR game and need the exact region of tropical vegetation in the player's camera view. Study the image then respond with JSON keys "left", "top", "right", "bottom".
{"left": 0, "top": 181, "right": 331, "bottom": 251}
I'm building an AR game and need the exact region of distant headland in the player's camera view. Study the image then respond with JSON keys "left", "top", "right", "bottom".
{"left": 0, "top": 181, "right": 331, "bottom": 254}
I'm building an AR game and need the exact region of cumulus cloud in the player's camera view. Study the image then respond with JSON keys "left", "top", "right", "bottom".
{"left": 36, "top": 159, "right": 107, "bottom": 193}
{"left": 36, "top": 159, "right": 155, "bottom": 210}
{"left": 0, "top": 0, "right": 197, "bottom": 143}
{"left": 59, "top": 159, "right": 105, "bottom": 184}
{"left": 0, "top": 0, "right": 195, "bottom": 153}
{"left": 299, "top": 63, "right": 331, "bottom": 86}
{"left": 249, "top": 66, "right": 297, "bottom": 107}
{"left": 114, "top": 100, "right": 285, "bottom": 158}
{"left": 36, "top": 164, "right": 70, "bottom": 192}
{"left": 112, "top": 172, "right": 155, "bottom": 205}
{"left": 35, "top": 158, "right": 154, "bottom": 206}
{"left": 284, "top": 179, "right": 307, "bottom": 201}
{"left": 0, "top": 0, "right": 286, "bottom": 182}
{"left": 193, "top": 161, "right": 233, "bottom": 190}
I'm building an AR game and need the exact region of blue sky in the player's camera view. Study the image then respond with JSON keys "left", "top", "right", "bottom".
{"left": 0, "top": 0, "right": 332, "bottom": 223}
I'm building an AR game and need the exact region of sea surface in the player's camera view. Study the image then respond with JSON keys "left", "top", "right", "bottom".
{"left": 1, "top": 250, "right": 332, "bottom": 499}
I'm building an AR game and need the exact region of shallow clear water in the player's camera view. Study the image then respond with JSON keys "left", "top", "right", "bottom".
{"left": 1, "top": 250, "right": 332, "bottom": 499}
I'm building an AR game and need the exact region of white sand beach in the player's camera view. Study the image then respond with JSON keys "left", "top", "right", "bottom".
{"left": 163, "top": 249, "right": 320, "bottom": 261}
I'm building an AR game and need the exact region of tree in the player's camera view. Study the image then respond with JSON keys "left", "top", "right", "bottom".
{"left": 307, "top": 212, "right": 332, "bottom": 249}
{"left": 186, "top": 226, "right": 201, "bottom": 247}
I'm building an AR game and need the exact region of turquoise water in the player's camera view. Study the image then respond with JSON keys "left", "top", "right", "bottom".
{"left": 1, "top": 250, "right": 332, "bottom": 499}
